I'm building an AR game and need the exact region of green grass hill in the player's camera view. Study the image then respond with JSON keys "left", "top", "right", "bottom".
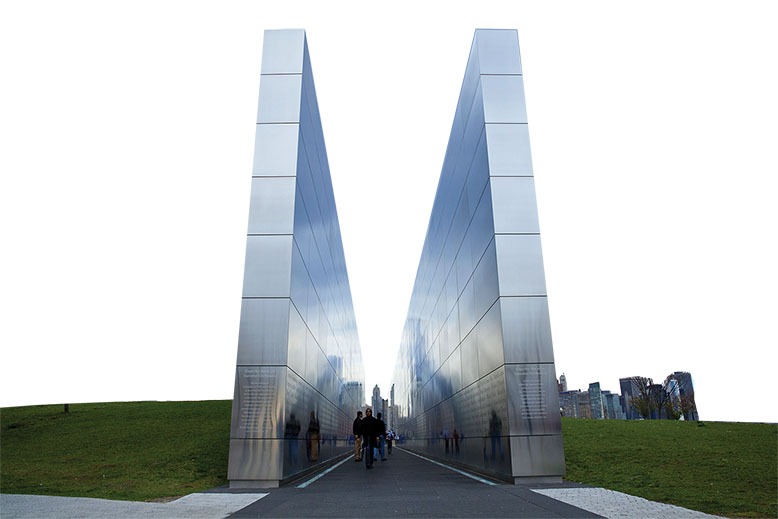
{"left": 1, "top": 401, "right": 776, "bottom": 518}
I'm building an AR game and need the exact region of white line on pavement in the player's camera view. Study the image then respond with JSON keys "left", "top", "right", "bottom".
{"left": 296, "top": 454, "right": 354, "bottom": 488}
{"left": 398, "top": 447, "right": 498, "bottom": 486}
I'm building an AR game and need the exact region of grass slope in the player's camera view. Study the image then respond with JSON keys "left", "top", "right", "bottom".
{"left": 1, "top": 401, "right": 231, "bottom": 501}
{"left": 561, "top": 417, "right": 777, "bottom": 518}
{"left": 2, "top": 402, "right": 776, "bottom": 517}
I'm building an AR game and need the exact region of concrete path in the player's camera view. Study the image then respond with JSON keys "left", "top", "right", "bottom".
{"left": 0, "top": 492, "right": 267, "bottom": 518}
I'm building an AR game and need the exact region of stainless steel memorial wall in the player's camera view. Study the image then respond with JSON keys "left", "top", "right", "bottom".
{"left": 228, "top": 29, "right": 365, "bottom": 489}
{"left": 391, "top": 29, "right": 565, "bottom": 483}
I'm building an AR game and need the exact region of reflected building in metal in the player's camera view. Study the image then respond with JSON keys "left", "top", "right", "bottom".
{"left": 228, "top": 29, "right": 365, "bottom": 488}
{"left": 391, "top": 29, "right": 565, "bottom": 483}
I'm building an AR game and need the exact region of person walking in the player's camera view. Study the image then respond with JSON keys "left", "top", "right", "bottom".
{"left": 352, "top": 410, "right": 363, "bottom": 462}
{"left": 376, "top": 412, "right": 387, "bottom": 461}
{"left": 361, "top": 407, "right": 379, "bottom": 469}
{"left": 386, "top": 429, "right": 394, "bottom": 455}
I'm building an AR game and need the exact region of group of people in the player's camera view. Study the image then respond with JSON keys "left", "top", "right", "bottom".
{"left": 352, "top": 408, "right": 396, "bottom": 469}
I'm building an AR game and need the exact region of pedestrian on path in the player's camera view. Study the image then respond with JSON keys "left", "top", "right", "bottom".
{"left": 386, "top": 429, "right": 395, "bottom": 455}
{"left": 361, "top": 407, "right": 379, "bottom": 469}
{"left": 352, "top": 410, "right": 363, "bottom": 462}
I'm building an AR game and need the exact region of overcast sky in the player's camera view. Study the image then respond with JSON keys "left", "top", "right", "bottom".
{"left": 2, "top": 1, "right": 776, "bottom": 423}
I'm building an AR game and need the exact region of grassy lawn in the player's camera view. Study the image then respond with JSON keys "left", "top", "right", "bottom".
{"left": 1, "top": 401, "right": 231, "bottom": 501}
{"left": 562, "top": 417, "right": 777, "bottom": 518}
{"left": 2, "top": 402, "right": 776, "bottom": 517}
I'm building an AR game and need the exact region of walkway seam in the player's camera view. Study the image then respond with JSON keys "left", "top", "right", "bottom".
{"left": 296, "top": 454, "right": 354, "bottom": 488}
{"left": 398, "top": 448, "right": 498, "bottom": 486}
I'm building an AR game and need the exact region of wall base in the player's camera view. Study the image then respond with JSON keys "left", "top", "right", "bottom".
{"left": 513, "top": 476, "right": 563, "bottom": 485}
{"left": 229, "top": 479, "right": 280, "bottom": 489}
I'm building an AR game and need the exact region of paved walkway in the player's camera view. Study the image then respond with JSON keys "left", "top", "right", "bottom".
{"left": 0, "top": 492, "right": 267, "bottom": 518}
{"left": 1, "top": 448, "right": 722, "bottom": 518}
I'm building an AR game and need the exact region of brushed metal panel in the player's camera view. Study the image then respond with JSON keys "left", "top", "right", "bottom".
{"left": 242, "top": 235, "right": 293, "bottom": 297}
{"left": 450, "top": 197, "right": 470, "bottom": 270}
{"left": 289, "top": 243, "right": 310, "bottom": 321}
{"left": 283, "top": 369, "right": 323, "bottom": 474}
{"left": 439, "top": 357, "right": 453, "bottom": 401}
{"left": 465, "top": 132, "right": 490, "bottom": 212}
{"left": 261, "top": 29, "right": 305, "bottom": 75}
{"left": 479, "top": 369, "right": 510, "bottom": 472}
{"left": 473, "top": 240, "right": 499, "bottom": 320}
{"left": 429, "top": 336, "right": 440, "bottom": 374}
{"left": 284, "top": 367, "right": 311, "bottom": 422}
{"left": 479, "top": 360, "right": 508, "bottom": 416}
{"left": 509, "top": 435, "right": 565, "bottom": 478}
{"left": 453, "top": 383, "right": 482, "bottom": 440}
{"left": 257, "top": 74, "right": 303, "bottom": 123}
{"left": 228, "top": 439, "right": 283, "bottom": 482}
{"left": 247, "top": 177, "right": 296, "bottom": 235}
{"left": 292, "top": 188, "right": 311, "bottom": 252}
{"left": 490, "top": 177, "right": 540, "bottom": 234}
{"left": 468, "top": 190, "right": 495, "bottom": 268}
{"left": 455, "top": 230, "right": 474, "bottom": 297}
{"left": 461, "top": 85, "right": 484, "bottom": 160}
{"left": 252, "top": 123, "right": 300, "bottom": 177}
{"left": 485, "top": 123, "right": 533, "bottom": 176}
{"left": 439, "top": 310, "right": 459, "bottom": 362}
{"left": 500, "top": 297, "right": 555, "bottom": 364}
{"left": 236, "top": 298, "right": 290, "bottom": 366}
{"left": 444, "top": 272, "right": 459, "bottom": 321}
{"left": 482, "top": 75, "right": 527, "bottom": 124}
{"left": 456, "top": 45, "right": 482, "bottom": 144}
{"left": 448, "top": 344, "right": 462, "bottom": 395}
{"left": 230, "top": 366, "right": 285, "bottom": 439}
{"left": 505, "top": 364, "right": 562, "bottom": 436}
{"left": 476, "top": 301, "right": 504, "bottom": 377}
{"left": 458, "top": 275, "right": 476, "bottom": 342}
{"left": 287, "top": 305, "right": 306, "bottom": 376}
{"left": 460, "top": 332, "right": 479, "bottom": 389}
{"left": 494, "top": 234, "right": 547, "bottom": 296}
{"left": 475, "top": 29, "right": 522, "bottom": 75}
{"left": 305, "top": 292, "right": 322, "bottom": 348}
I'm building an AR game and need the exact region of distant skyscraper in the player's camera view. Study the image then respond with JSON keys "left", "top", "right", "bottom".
{"left": 389, "top": 384, "right": 395, "bottom": 430}
{"left": 577, "top": 391, "right": 592, "bottom": 419}
{"left": 558, "top": 390, "right": 579, "bottom": 418}
{"left": 619, "top": 376, "right": 643, "bottom": 420}
{"left": 372, "top": 384, "right": 382, "bottom": 414}
{"left": 559, "top": 373, "right": 567, "bottom": 392}
{"left": 588, "top": 382, "right": 604, "bottom": 419}
{"left": 601, "top": 391, "right": 625, "bottom": 420}
{"left": 666, "top": 371, "right": 699, "bottom": 421}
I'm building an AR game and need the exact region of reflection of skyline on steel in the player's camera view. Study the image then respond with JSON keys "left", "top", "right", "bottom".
{"left": 228, "top": 29, "right": 365, "bottom": 489}
{"left": 391, "top": 29, "right": 565, "bottom": 483}
{"left": 230, "top": 28, "right": 564, "bottom": 487}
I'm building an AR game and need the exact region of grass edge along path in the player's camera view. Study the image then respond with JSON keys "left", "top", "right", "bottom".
{"left": 561, "top": 417, "right": 777, "bottom": 519}
{"left": 2, "top": 401, "right": 776, "bottom": 517}
{"left": 1, "top": 401, "right": 231, "bottom": 502}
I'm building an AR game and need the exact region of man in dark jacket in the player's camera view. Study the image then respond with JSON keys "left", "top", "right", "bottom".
{"left": 352, "top": 410, "right": 363, "bottom": 462}
{"left": 361, "top": 407, "right": 379, "bottom": 469}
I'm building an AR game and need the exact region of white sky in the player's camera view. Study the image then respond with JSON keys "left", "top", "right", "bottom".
{"left": 1, "top": 1, "right": 776, "bottom": 423}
